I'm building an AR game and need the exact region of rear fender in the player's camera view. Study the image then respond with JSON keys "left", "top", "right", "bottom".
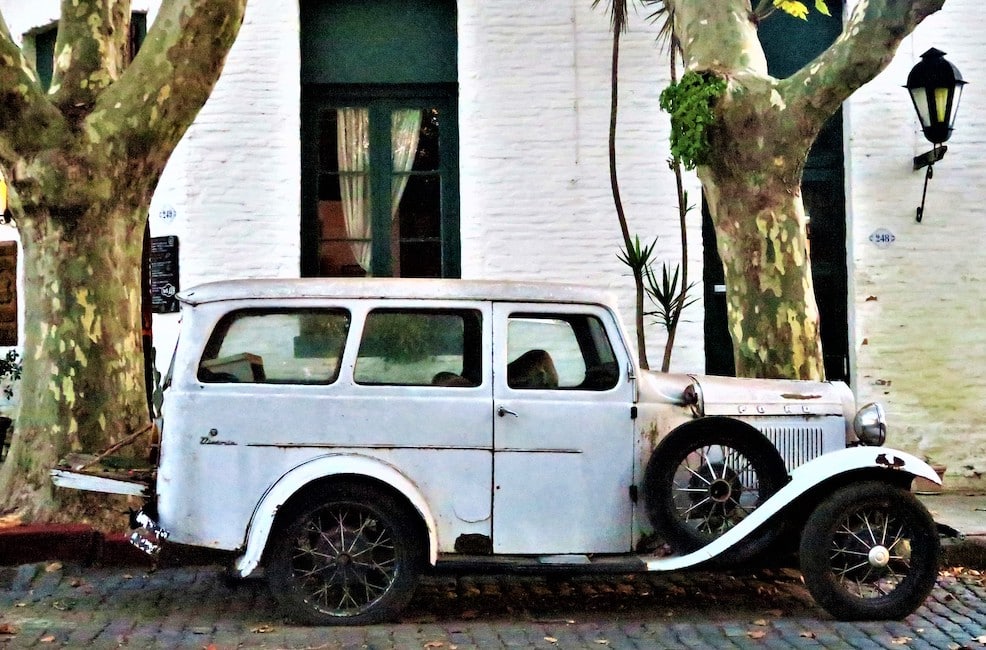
{"left": 232, "top": 454, "right": 438, "bottom": 578}
{"left": 644, "top": 446, "right": 940, "bottom": 571}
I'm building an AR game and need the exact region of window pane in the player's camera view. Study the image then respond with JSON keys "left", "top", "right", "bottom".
{"left": 414, "top": 108, "right": 442, "bottom": 172}
{"left": 199, "top": 309, "right": 350, "bottom": 384}
{"left": 392, "top": 173, "right": 441, "bottom": 277}
{"left": 354, "top": 310, "right": 481, "bottom": 386}
{"left": 396, "top": 242, "right": 442, "bottom": 278}
{"left": 318, "top": 110, "right": 340, "bottom": 173}
{"left": 396, "top": 174, "right": 441, "bottom": 238}
{"left": 507, "top": 315, "right": 618, "bottom": 390}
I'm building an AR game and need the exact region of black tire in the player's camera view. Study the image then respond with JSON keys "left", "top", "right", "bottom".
{"left": 266, "top": 483, "right": 422, "bottom": 625}
{"left": 799, "top": 481, "right": 940, "bottom": 621}
{"left": 643, "top": 420, "right": 788, "bottom": 557}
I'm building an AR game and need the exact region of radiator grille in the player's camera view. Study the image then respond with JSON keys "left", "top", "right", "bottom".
{"left": 758, "top": 426, "right": 826, "bottom": 471}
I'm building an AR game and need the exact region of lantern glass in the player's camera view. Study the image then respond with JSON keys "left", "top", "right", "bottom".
{"left": 948, "top": 83, "right": 964, "bottom": 128}
{"left": 909, "top": 87, "right": 931, "bottom": 127}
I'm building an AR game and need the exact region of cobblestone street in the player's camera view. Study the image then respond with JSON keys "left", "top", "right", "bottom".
{"left": 0, "top": 563, "right": 983, "bottom": 649}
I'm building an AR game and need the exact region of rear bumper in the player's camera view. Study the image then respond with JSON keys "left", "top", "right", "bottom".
{"left": 129, "top": 509, "right": 170, "bottom": 556}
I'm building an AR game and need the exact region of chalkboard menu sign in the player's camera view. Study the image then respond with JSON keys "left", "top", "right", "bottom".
{"left": 149, "top": 236, "right": 180, "bottom": 313}
{"left": 0, "top": 242, "right": 16, "bottom": 345}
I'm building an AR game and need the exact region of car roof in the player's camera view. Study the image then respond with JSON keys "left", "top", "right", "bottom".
{"left": 177, "top": 278, "right": 618, "bottom": 308}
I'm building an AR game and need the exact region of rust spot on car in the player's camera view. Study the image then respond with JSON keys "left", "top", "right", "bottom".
{"left": 876, "top": 453, "right": 905, "bottom": 469}
{"left": 780, "top": 393, "right": 822, "bottom": 400}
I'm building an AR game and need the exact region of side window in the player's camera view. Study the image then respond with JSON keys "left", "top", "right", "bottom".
{"left": 198, "top": 309, "right": 350, "bottom": 384}
{"left": 507, "top": 314, "right": 618, "bottom": 391}
{"left": 354, "top": 309, "right": 481, "bottom": 386}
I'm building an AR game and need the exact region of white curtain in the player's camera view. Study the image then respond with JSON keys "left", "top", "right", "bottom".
{"left": 337, "top": 107, "right": 371, "bottom": 271}
{"left": 390, "top": 109, "right": 422, "bottom": 223}
{"left": 337, "top": 107, "right": 422, "bottom": 275}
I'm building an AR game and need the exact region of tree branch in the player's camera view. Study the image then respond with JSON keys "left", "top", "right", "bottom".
{"left": 667, "top": 0, "right": 767, "bottom": 75}
{"left": 0, "top": 11, "right": 64, "bottom": 165}
{"left": 783, "top": 0, "right": 946, "bottom": 122}
{"left": 48, "top": 0, "right": 132, "bottom": 119}
{"left": 88, "top": 0, "right": 247, "bottom": 165}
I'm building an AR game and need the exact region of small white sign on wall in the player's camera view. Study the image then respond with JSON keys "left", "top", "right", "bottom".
{"left": 868, "top": 228, "right": 896, "bottom": 249}
{"left": 157, "top": 204, "right": 178, "bottom": 222}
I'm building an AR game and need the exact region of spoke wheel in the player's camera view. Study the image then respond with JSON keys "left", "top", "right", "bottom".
{"left": 267, "top": 484, "right": 420, "bottom": 625}
{"left": 800, "top": 481, "right": 939, "bottom": 621}
{"left": 644, "top": 421, "right": 788, "bottom": 557}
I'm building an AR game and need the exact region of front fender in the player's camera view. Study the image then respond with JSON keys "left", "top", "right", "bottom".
{"left": 232, "top": 454, "right": 439, "bottom": 578}
{"left": 644, "top": 446, "right": 939, "bottom": 571}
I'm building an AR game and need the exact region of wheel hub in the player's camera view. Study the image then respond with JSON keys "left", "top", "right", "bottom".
{"left": 709, "top": 478, "right": 735, "bottom": 503}
{"left": 868, "top": 545, "right": 891, "bottom": 568}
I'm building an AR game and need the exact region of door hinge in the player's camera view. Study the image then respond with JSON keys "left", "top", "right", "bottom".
{"left": 630, "top": 406, "right": 637, "bottom": 419}
{"left": 628, "top": 485, "right": 638, "bottom": 503}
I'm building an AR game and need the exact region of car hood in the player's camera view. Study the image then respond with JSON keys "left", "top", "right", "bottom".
{"left": 637, "top": 371, "right": 853, "bottom": 418}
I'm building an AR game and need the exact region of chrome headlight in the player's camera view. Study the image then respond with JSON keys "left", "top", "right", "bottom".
{"left": 853, "top": 402, "right": 887, "bottom": 446}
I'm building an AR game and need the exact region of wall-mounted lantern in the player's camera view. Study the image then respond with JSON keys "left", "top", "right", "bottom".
{"left": 906, "top": 48, "right": 966, "bottom": 222}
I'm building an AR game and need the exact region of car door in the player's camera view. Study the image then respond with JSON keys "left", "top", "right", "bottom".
{"left": 491, "top": 303, "right": 635, "bottom": 554}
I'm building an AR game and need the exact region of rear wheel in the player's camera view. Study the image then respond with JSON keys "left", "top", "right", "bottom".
{"left": 799, "top": 481, "right": 940, "bottom": 621}
{"left": 644, "top": 421, "right": 788, "bottom": 558}
{"left": 267, "top": 483, "right": 422, "bottom": 625}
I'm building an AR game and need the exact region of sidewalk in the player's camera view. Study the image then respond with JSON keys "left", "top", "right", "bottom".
{"left": 917, "top": 490, "right": 986, "bottom": 568}
{"left": 2, "top": 491, "right": 984, "bottom": 569}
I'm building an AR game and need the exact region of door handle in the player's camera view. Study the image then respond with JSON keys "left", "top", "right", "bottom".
{"left": 497, "top": 406, "right": 518, "bottom": 418}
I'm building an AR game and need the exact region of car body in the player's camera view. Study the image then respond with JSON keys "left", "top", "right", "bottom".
{"left": 52, "top": 278, "right": 942, "bottom": 624}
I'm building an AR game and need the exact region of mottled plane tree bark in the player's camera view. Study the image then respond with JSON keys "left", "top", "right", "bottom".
{"left": 0, "top": 0, "right": 247, "bottom": 522}
{"left": 665, "top": 0, "right": 944, "bottom": 378}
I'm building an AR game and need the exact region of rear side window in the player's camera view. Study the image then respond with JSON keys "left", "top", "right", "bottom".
{"left": 354, "top": 309, "right": 482, "bottom": 386}
{"left": 198, "top": 309, "right": 350, "bottom": 384}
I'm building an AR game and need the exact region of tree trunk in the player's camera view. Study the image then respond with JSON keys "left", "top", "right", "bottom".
{"left": 701, "top": 169, "right": 824, "bottom": 380}
{"left": 0, "top": 205, "right": 149, "bottom": 524}
{"left": 0, "top": 0, "right": 247, "bottom": 524}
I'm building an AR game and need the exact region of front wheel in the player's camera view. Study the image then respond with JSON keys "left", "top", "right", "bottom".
{"left": 643, "top": 422, "right": 788, "bottom": 557}
{"left": 267, "top": 483, "right": 422, "bottom": 625}
{"left": 799, "top": 481, "right": 940, "bottom": 621}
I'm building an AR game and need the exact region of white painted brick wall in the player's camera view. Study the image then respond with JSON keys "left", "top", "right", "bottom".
{"left": 847, "top": 0, "right": 986, "bottom": 487}
{"left": 458, "top": 1, "right": 705, "bottom": 372}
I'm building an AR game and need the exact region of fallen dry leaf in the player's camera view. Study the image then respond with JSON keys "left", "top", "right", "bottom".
{"left": 424, "top": 642, "right": 445, "bottom": 649}
{"left": 752, "top": 619, "right": 768, "bottom": 626}
{"left": 891, "top": 637, "right": 912, "bottom": 645}
{"left": 800, "top": 631, "right": 817, "bottom": 639}
{"left": 44, "top": 562, "right": 62, "bottom": 573}
{"left": 251, "top": 624, "right": 275, "bottom": 634}
{"left": 975, "top": 635, "right": 986, "bottom": 645}
{"left": 0, "top": 623, "right": 18, "bottom": 635}
{"left": 0, "top": 512, "right": 23, "bottom": 528}
{"left": 40, "top": 636, "right": 56, "bottom": 643}
{"left": 544, "top": 637, "right": 558, "bottom": 644}
{"left": 747, "top": 630, "right": 767, "bottom": 640}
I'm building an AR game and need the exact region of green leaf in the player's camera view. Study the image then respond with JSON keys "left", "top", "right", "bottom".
{"left": 814, "top": 0, "right": 831, "bottom": 16}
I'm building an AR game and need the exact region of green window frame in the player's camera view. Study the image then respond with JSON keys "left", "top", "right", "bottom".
{"left": 301, "top": 86, "right": 460, "bottom": 278}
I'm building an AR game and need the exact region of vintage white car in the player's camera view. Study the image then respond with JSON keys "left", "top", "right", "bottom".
{"left": 52, "top": 279, "right": 942, "bottom": 625}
